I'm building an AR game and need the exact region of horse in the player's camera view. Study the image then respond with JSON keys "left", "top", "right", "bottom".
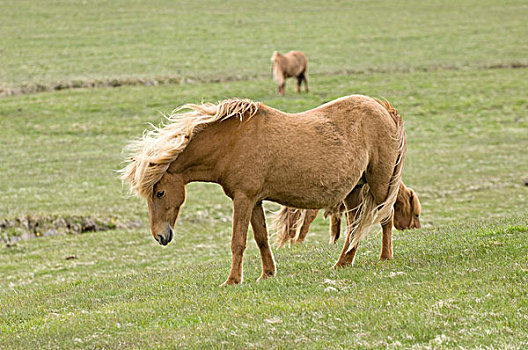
{"left": 120, "top": 95, "right": 406, "bottom": 285}
{"left": 271, "top": 51, "right": 309, "bottom": 95}
{"left": 274, "top": 181, "right": 421, "bottom": 260}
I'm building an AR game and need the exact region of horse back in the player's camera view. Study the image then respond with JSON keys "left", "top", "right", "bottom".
{"left": 281, "top": 51, "right": 308, "bottom": 77}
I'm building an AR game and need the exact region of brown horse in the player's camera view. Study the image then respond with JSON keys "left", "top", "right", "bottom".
{"left": 271, "top": 51, "right": 309, "bottom": 95}
{"left": 274, "top": 182, "right": 421, "bottom": 260}
{"left": 121, "top": 95, "right": 406, "bottom": 285}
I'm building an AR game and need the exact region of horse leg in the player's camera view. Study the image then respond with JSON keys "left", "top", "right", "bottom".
{"left": 295, "top": 209, "right": 318, "bottom": 244}
{"left": 303, "top": 74, "right": 309, "bottom": 92}
{"left": 329, "top": 213, "right": 341, "bottom": 244}
{"left": 279, "top": 83, "right": 285, "bottom": 96}
{"left": 296, "top": 74, "right": 303, "bottom": 93}
{"left": 250, "top": 202, "right": 276, "bottom": 281}
{"left": 329, "top": 203, "right": 345, "bottom": 244}
{"left": 365, "top": 165, "right": 400, "bottom": 261}
{"left": 221, "top": 193, "right": 254, "bottom": 286}
{"left": 333, "top": 189, "right": 362, "bottom": 268}
{"left": 380, "top": 216, "right": 394, "bottom": 260}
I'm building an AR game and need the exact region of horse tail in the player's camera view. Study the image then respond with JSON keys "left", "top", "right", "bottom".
{"left": 270, "top": 51, "right": 280, "bottom": 63}
{"left": 270, "top": 51, "right": 285, "bottom": 85}
{"left": 346, "top": 100, "right": 406, "bottom": 252}
{"left": 273, "top": 206, "right": 307, "bottom": 248}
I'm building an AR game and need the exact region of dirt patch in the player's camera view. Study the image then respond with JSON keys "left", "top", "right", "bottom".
{"left": 0, "top": 75, "right": 249, "bottom": 97}
{"left": 1, "top": 215, "right": 142, "bottom": 246}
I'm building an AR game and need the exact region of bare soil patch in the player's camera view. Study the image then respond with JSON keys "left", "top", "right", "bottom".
{"left": 1, "top": 215, "right": 142, "bottom": 246}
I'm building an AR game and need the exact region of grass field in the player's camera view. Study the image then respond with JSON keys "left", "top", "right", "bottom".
{"left": 1, "top": 0, "right": 527, "bottom": 348}
{"left": 1, "top": 0, "right": 526, "bottom": 94}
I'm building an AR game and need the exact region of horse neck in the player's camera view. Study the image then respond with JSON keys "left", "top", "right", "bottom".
{"left": 167, "top": 123, "right": 229, "bottom": 184}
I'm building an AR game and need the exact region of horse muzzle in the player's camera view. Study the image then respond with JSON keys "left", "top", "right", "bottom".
{"left": 156, "top": 226, "right": 174, "bottom": 246}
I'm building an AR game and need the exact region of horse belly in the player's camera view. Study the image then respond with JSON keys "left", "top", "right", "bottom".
{"left": 264, "top": 160, "right": 362, "bottom": 209}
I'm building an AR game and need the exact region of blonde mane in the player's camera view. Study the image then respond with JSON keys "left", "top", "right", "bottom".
{"left": 120, "top": 99, "right": 260, "bottom": 198}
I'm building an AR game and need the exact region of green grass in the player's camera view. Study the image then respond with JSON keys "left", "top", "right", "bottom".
{"left": 1, "top": 218, "right": 527, "bottom": 348}
{"left": 1, "top": 0, "right": 528, "bottom": 348}
{"left": 1, "top": 0, "right": 526, "bottom": 91}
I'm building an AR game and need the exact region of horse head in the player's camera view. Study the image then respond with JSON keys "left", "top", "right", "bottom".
{"left": 393, "top": 184, "right": 421, "bottom": 230}
{"left": 147, "top": 172, "right": 186, "bottom": 245}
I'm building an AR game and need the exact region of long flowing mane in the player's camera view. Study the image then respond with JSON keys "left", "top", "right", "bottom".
{"left": 120, "top": 99, "right": 260, "bottom": 198}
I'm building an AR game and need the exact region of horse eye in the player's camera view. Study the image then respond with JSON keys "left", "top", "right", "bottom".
{"left": 415, "top": 214, "right": 419, "bottom": 218}
{"left": 156, "top": 190, "right": 165, "bottom": 199}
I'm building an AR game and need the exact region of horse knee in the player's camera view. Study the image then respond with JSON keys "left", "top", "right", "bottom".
{"left": 231, "top": 243, "right": 246, "bottom": 256}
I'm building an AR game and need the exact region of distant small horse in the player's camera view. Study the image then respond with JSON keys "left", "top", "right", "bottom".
{"left": 121, "top": 95, "right": 405, "bottom": 285}
{"left": 271, "top": 51, "right": 309, "bottom": 95}
{"left": 274, "top": 182, "right": 421, "bottom": 260}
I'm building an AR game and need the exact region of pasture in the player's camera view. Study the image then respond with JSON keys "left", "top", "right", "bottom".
{"left": 1, "top": 0, "right": 527, "bottom": 348}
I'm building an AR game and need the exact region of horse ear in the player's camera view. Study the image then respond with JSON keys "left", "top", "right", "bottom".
{"left": 406, "top": 188, "right": 415, "bottom": 212}
{"left": 408, "top": 188, "right": 421, "bottom": 213}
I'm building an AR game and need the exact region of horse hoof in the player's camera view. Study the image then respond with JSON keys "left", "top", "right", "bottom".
{"left": 331, "top": 263, "right": 345, "bottom": 270}
{"left": 256, "top": 272, "right": 275, "bottom": 282}
{"left": 332, "top": 258, "right": 355, "bottom": 269}
{"left": 220, "top": 279, "right": 241, "bottom": 287}
{"left": 379, "top": 255, "right": 393, "bottom": 261}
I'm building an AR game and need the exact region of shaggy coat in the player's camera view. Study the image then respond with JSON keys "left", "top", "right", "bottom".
{"left": 271, "top": 51, "right": 308, "bottom": 95}
{"left": 121, "top": 95, "right": 406, "bottom": 285}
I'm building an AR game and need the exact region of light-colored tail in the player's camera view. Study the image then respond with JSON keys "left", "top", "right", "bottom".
{"left": 273, "top": 206, "right": 308, "bottom": 248}
{"left": 270, "top": 51, "right": 281, "bottom": 63}
{"left": 346, "top": 100, "right": 406, "bottom": 252}
{"left": 270, "top": 51, "right": 286, "bottom": 86}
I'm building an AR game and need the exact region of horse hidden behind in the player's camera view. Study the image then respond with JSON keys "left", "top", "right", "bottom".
{"left": 271, "top": 51, "right": 309, "bottom": 95}
{"left": 274, "top": 181, "right": 422, "bottom": 260}
{"left": 121, "top": 95, "right": 406, "bottom": 286}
